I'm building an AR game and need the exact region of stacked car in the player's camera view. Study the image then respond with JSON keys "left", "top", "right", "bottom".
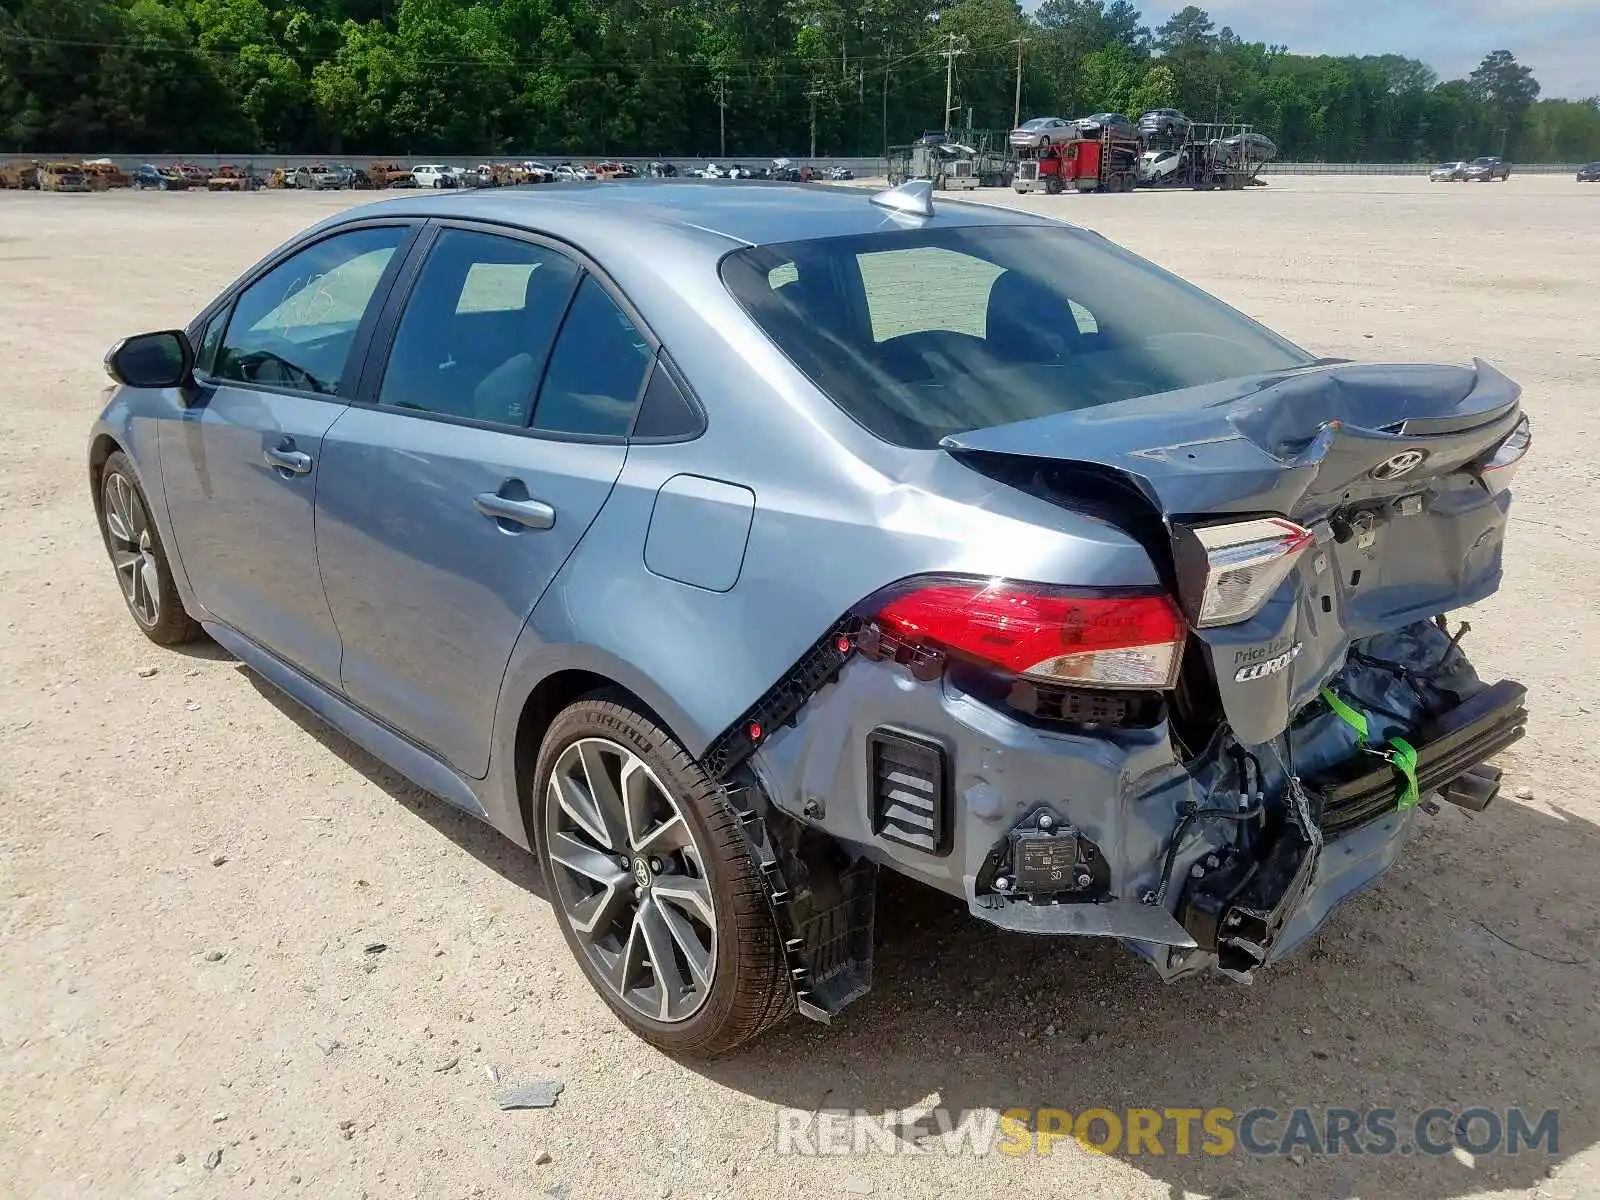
{"left": 1010, "top": 108, "right": 1272, "bottom": 193}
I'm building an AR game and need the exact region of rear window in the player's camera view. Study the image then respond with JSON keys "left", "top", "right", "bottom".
{"left": 720, "top": 225, "right": 1313, "bottom": 449}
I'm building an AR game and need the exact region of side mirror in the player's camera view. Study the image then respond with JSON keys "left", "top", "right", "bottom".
{"left": 104, "top": 330, "right": 195, "bottom": 390}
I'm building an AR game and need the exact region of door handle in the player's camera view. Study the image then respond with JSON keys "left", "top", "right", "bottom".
{"left": 263, "top": 446, "right": 313, "bottom": 475}
{"left": 474, "top": 492, "right": 556, "bottom": 530}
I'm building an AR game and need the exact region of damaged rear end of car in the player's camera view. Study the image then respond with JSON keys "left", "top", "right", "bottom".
{"left": 939, "top": 359, "right": 1530, "bottom": 979}
{"left": 708, "top": 218, "right": 1531, "bottom": 1018}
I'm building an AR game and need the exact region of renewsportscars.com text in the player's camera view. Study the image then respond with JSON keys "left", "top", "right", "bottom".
{"left": 774, "top": 1106, "right": 1559, "bottom": 1158}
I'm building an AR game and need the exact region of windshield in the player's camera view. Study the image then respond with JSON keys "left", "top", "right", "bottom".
{"left": 721, "top": 225, "right": 1314, "bottom": 449}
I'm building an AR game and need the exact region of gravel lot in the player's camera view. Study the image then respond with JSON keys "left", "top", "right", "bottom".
{"left": 2, "top": 176, "right": 1596, "bottom": 1200}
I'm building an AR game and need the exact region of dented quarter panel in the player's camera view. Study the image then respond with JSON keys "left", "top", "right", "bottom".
{"left": 749, "top": 655, "right": 1201, "bottom": 903}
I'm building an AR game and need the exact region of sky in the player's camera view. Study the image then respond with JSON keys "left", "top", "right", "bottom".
{"left": 1027, "top": 0, "right": 1599, "bottom": 99}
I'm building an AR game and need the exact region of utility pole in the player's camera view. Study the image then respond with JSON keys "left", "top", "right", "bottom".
{"left": 714, "top": 76, "right": 727, "bottom": 159}
{"left": 941, "top": 33, "right": 964, "bottom": 133}
{"left": 1012, "top": 35, "right": 1029, "bottom": 131}
{"left": 806, "top": 81, "right": 825, "bottom": 159}
{"left": 882, "top": 46, "right": 893, "bottom": 159}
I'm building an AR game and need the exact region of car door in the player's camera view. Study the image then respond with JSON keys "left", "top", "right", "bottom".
{"left": 159, "top": 222, "right": 414, "bottom": 686}
{"left": 314, "top": 223, "right": 656, "bottom": 777}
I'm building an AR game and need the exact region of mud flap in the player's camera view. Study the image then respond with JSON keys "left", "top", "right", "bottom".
{"left": 721, "top": 782, "right": 876, "bottom": 1023}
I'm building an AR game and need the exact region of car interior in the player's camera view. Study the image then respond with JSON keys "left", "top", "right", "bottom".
{"left": 736, "top": 233, "right": 1309, "bottom": 449}
{"left": 379, "top": 235, "right": 581, "bottom": 426}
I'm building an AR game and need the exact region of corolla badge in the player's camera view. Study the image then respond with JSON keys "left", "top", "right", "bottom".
{"left": 1371, "top": 449, "right": 1428, "bottom": 480}
{"left": 1234, "top": 641, "right": 1302, "bottom": 683}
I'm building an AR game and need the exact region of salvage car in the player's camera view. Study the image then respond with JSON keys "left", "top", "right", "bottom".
{"left": 1074, "top": 112, "right": 1140, "bottom": 142}
{"left": 1009, "top": 116, "right": 1075, "bottom": 151}
{"left": 1430, "top": 160, "right": 1469, "bottom": 182}
{"left": 0, "top": 159, "right": 41, "bottom": 189}
{"left": 1216, "top": 131, "right": 1278, "bottom": 163}
{"left": 1465, "top": 155, "right": 1511, "bottom": 181}
{"left": 83, "top": 159, "right": 131, "bottom": 189}
{"left": 1576, "top": 162, "right": 1600, "bottom": 182}
{"left": 1138, "top": 108, "right": 1191, "bottom": 142}
{"left": 133, "top": 163, "right": 187, "bottom": 191}
{"left": 410, "top": 164, "right": 457, "bottom": 189}
{"left": 207, "top": 165, "right": 255, "bottom": 192}
{"left": 39, "top": 162, "right": 91, "bottom": 192}
{"left": 90, "top": 179, "right": 1532, "bottom": 1056}
{"left": 368, "top": 162, "right": 415, "bottom": 188}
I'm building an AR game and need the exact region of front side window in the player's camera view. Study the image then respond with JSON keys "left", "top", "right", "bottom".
{"left": 532, "top": 277, "right": 653, "bottom": 437}
{"left": 216, "top": 225, "right": 406, "bottom": 395}
{"left": 721, "top": 225, "right": 1313, "bottom": 449}
{"left": 378, "top": 228, "right": 580, "bottom": 426}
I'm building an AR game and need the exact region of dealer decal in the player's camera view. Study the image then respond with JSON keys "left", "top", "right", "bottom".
{"left": 1233, "top": 641, "right": 1303, "bottom": 683}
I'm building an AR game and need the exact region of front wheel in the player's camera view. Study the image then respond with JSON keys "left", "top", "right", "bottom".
{"left": 534, "top": 695, "right": 790, "bottom": 1057}
{"left": 96, "top": 452, "right": 201, "bottom": 645}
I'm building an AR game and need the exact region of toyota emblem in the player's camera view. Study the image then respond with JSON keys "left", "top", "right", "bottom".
{"left": 1371, "top": 449, "right": 1428, "bottom": 480}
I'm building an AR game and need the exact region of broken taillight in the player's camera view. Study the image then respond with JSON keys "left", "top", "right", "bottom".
{"left": 1479, "top": 414, "right": 1531, "bottom": 496}
{"left": 1178, "top": 518, "right": 1314, "bottom": 628}
{"left": 870, "top": 577, "right": 1185, "bottom": 689}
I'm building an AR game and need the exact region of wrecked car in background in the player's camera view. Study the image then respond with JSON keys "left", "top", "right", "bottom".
{"left": 90, "top": 179, "right": 1530, "bottom": 1057}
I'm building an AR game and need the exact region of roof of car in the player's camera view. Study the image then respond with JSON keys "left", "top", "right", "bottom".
{"left": 349, "top": 179, "right": 1057, "bottom": 248}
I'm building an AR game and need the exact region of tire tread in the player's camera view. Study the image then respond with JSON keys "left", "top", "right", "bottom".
{"left": 535, "top": 694, "right": 791, "bottom": 1057}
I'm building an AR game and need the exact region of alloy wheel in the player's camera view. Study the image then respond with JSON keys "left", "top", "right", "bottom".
{"left": 545, "top": 738, "right": 717, "bottom": 1023}
{"left": 102, "top": 472, "right": 161, "bottom": 627}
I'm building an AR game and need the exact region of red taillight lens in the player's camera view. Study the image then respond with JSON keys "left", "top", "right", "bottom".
{"left": 873, "top": 579, "right": 1186, "bottom": 689}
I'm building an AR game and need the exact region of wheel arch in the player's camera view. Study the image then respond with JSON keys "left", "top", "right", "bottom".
{"left": 88, "top": 432, "right": 125, "bottom": 514}
{"left": 505, "top": 658, "right": 703, "bottom": 852}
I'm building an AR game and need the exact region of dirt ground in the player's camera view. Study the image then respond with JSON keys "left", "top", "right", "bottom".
{"left": 1, "top": 176, "right": 1596, "bottom": 1200}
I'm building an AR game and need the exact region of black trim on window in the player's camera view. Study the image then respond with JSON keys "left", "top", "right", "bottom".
{"left": 629, "top": 351, "right": 708, "bottom": 443}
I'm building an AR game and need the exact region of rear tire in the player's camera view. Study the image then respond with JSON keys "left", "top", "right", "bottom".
{"left": 533, "top": 694, "right": 790, "bottom": 1057}
{"left": 96, "top": 452, "right": 201, "bottom": 645}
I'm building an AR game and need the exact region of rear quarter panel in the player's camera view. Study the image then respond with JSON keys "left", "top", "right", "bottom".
{"left": 487, "top": 231, "right": 1159, "bottom": 828}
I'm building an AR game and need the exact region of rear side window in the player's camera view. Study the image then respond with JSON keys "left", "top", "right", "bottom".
{"left": 378, "top": 228, "right": 579, "bottom": 426}
{"left": 721, "top": 225, "right": 1312, "bottom": 448}
{"left": 532, "top": 277, "right": 653, "bottom": 437}
{"left": 216, "top": 226, "right": 406, "bottom": 395}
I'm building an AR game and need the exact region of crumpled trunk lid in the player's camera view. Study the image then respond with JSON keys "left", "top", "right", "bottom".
{"left": 943, "top": 359, "right": 1524, "bottom": 745}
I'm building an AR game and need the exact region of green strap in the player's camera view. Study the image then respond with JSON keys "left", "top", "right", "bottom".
{"left": 1387, "top": 737, "right": 1420, "bottom": 810}
{"left": 1320, "top": 687, "right": 1370, "bottom": 743}
{"left": 1320, "top": 688, "right": 1421, "bottom": 811}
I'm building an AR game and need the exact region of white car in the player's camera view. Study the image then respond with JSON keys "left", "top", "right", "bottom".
{"left": 553, "top": 164, "right": 595, "bottom": 182}
{"left": 1430, "top": 161, "right": 1468, "bottom": 182}
{"left": 1139, "top": 148, "right": 1183, "bottom": 183}
{"left": 411, "top": 164, "right": 454, "bottom": 189}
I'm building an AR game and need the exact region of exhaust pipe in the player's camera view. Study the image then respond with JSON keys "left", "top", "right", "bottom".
{"left": 1439, "top": 764, "right": 1501, "bottom": 813}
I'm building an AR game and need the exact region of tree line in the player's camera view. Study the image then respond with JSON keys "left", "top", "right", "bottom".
{"left": 2, "top": 0, "right": 1597, "bottom": 162}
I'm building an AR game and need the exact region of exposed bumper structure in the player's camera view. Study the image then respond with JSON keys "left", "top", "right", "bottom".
{"left": 742, "top": 621, "right": 1525, "bottom": 1013}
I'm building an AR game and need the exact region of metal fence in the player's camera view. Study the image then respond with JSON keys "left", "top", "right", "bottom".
{"left": 17, "top": 153, "right": 1593, "bottom": 179}
{"left": 22, "top": 152, "right": 887, "bottom": 177}
{"left": 1261, "top": 161, "right": 1587, "bottom": 176}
